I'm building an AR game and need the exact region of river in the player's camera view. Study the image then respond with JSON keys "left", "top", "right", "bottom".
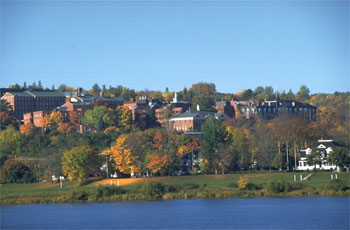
{"left": 2, "top": 197, "right": 349, "bottom": 229}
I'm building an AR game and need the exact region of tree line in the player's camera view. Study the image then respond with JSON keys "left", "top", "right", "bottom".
{"left": 1, "top": 82, "right": 349, "bottom": 184}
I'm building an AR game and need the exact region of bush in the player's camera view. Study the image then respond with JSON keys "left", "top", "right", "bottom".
{"left": 238, "top": 176, "right": 249, "bottom": 189}
{"left": 266, "top": 180, "right": 288, "bottom": 193}
{"left": 141, "top": 182, "right": 166, "bottom": 199}
{"left": 94, "top": 186, "right": 126, "bottom": 199}
{"left": 327, "top": 180, "right": 348, "bottom": 192}
{"left": 0, "top": 160, "right": 35, "bottom": 183}
{"left": 68, "top": 190, "right": 88, "bottom": 202}
{"left": 182, "top": 183, "right": 200, "bottom": 190}
{"left": 227, "top": 182, "right": 238, "bottom": 188}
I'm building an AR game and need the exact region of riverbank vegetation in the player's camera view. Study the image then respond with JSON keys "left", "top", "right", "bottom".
{"left": 1, "top": 172, "right": 349, "bottom": 205}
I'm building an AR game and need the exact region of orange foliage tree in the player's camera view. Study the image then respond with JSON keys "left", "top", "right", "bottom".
{"left": 147, "top": 154, "right": 168, "bottom": 174}
{"left": 102, "top": 136, "right": 139, "bottom": 175}
{"left": 20, "top": 122, "right": 35, "bottom": 136}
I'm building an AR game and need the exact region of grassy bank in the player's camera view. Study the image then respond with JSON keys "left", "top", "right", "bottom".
{"left": 1, "top": 172, "right": 349, "bottom": 205}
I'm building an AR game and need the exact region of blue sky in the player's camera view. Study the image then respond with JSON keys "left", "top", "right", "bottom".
{"left": 1, "top": 0, "right": 349, "bottom": 94}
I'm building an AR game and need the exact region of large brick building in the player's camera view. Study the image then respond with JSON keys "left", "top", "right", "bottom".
{"left": 257, "top": 100, "right": 316, "bottom": 121}
{"left": 169, "top": 110, "right": 229, "bottom": 132}
{"left": 2, "top": 90, "right": 65, "bottom": 120}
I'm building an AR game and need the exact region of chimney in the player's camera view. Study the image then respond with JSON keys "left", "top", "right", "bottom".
{"left": 197, "top": 104, "right": 200, "bottom": 111}
{"left": 99, "top": 91, "right": 103, "bottom": 97}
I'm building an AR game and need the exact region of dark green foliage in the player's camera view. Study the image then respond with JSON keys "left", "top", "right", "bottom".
{"left": 94, "top": 186, "right": 126, "bottom": 199}
{"left": 265, "top": 180, "right": 288, "bottom": 193}
{"left": 227, "top": 182, "right": 237, "bottom": 188}
{"left": 182, "top": 183, "right": 200, "bottom": 190}
{"left": 191, "top": 96, "right": 216, "bottom": 112}
{"left": 67, "top": 190, "right": 89, "bottom": 202}
{"left": 200, "top": 117, "right": 227, "bottom": 160}
{"left": 1, "top": 160, "right": 35, "bottom": 183}
{"left": 327, "top": 180, "right": 348, "bottom": 192}
{"left": 141, "top": 182, "right": 166, "bottom": 199}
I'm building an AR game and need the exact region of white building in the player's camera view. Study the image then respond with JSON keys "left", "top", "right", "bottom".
{"left": 297, "top": 140, "right": 339, "bottom": 171}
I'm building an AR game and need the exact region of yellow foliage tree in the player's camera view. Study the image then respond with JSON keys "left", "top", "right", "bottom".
{"left": 102, "top": 136, "right": 139, "bottom": 174}
{"left": 115, "top": 106, "right": 132, "bottom": 128}
{"left": 41, "top": 111, "right": 64, "bottom": 127}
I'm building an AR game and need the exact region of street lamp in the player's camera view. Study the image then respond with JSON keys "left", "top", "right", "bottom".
{"left": 104, "top": 153, "right": 110, "bottom": 178}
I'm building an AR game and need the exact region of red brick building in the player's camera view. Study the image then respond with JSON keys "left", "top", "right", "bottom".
{"left": 2, "top": 91, "right": 65, "bottom": 120}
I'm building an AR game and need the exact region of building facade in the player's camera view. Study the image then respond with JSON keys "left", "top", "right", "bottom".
{"left": 2, "top": 91, "right": 65, "bottom": 120}
{"left": 257, "top": 100, "right": 316, "bottom": 121}
{"left": 169, "top": 110, "right": 229, "bottom": 132}
{"left": 297, "top": 140, "right": 339, "bottom": 171}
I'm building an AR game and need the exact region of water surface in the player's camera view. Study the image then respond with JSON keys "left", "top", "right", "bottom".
{"left": 2, "top": 197, "right": 349, "bottom": 229}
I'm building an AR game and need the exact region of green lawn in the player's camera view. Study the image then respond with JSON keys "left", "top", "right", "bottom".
{"left": 1, "top": 171, "right": 349, "bottom": 204}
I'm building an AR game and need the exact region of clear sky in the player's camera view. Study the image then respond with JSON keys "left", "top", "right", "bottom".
{"left": 1, "top": 0, "right": 349, "bottom": 94}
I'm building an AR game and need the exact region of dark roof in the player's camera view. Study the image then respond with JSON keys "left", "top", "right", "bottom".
{"left": 4, "top": 91, "right": 33, "bottom": 97}
{"left": 0, "top": 88, "right": 25, "bottom": 96}
{"left": 76, "top": 95, "right": 123, "bottom": 102}
{"left": 26, "top": 90, "right": 65, "bottom": 97}
{"left": 170, "top": 111, "right": 229, "bottom": 120}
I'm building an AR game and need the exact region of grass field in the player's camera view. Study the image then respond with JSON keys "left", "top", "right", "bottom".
{"left": 1, "top": 171, "right": 349, "bottom": 205}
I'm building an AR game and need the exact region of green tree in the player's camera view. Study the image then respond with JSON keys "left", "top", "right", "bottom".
{"left": 62, "top": 145, "right": 100, "bottom": 186}
{"left": 1, "top": 160, "right": 35, "bottom": 183}
{"left": 296, "top": 85, "right": 310, "bottom": 102}
{"left": 191, "top": 96, "right": 216, "bottom": 112}
{"left": 0, "top": 126, "right": 23, "bottom": 165}
{"left": 200, "top": 118, "right": 227, "bottom": 164}
{"left": 306, "top": 147, "right": 322, "bottom": 170}
{"left": 327, "top": 146, "right": 350, "bottom": 171}
{"left": 81, "top": 106, "right": 116, "bottom": 130}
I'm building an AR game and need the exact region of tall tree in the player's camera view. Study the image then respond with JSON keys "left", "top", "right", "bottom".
{"left": 62, "top": 145, "right": 100, "bottom": 185}
{"left": 200, "top": 118, "right": 227, "bottom": 165}
{"left": 81, "top": 106, "right": 116, "bottom": 130}
{"left": 296, "top": 85, "right": 310, "bottom": 102}
{"left": 102, "top": 136, "right": 140, "bottom": 175}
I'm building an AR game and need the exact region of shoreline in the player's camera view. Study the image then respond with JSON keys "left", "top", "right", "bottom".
{"left": 2, "top": 172, "right": 349, "bottom": 205}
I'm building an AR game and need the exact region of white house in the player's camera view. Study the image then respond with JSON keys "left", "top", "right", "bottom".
{"left": 297, "top": 140, "right": 339, "bottom": 171}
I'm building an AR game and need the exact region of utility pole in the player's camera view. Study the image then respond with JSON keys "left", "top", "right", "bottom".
{"left": 286, "top": 141, "right": 289, "bottom": 171}
{"left": 294, "top": 140, "right": 297, "bottom": 170}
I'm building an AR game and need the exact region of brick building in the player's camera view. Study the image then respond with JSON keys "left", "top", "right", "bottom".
{"left": 257, "top": 100, "right": 316, "bottom": 121}
{"left": 169, "top": 110, "right": 229, "bottom": 132}
{"left": 2, "top": 90, "right": 65, "bottom": 120}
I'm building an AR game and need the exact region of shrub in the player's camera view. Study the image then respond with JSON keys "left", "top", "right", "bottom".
{"left": 0, "top": 160, "right": 35, "bottom": 183}
{"left": 327, "top": 180, "right": 348, "bottom": 192}
{"left": 266, "top": 180, "right": 288, "bottom": 193}
{"left": 68, "top": 190, "right": 89, "bottom": 202}
{"left": 165, "top": 184, "right": 180, "bottom": 193}
{"left": 227, "top": 182, "right": 237, "bottom": 188}
{"left": 238, "top": 176, "right": 249, "bottom": 189}
{"left": 141, "top": 182, "right": 166, "bottom": 199}
{"left": 94, "top": 186, "right": 126, "bottom": 199}
{"left": 182, "top": 183, "right": 200, "bottom": 190}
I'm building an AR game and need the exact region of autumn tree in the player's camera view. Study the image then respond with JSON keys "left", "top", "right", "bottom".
{"left": 102, "top": 136, "right": 140, "bottom": 175}
{"left": 252, "top": 124, "right": 277, "bottom": 171}
{"left": 147, "top": 154, "right": 168, "bottom": 175}
{"left": 115, "top": 106, "right": 132, "bottom": 128}
{"left": 62, "top": 145, "right": 100, "bottom": 186}
{"left": 0, "top": 112, "right": 18, "bottom": 130}
{"left": 41, "top": 111, "right": 64, "bottom": 127}
{"left": 58, "top": 123, "right": 73, "bottom": 135}
{"left": 20, "top": 122, "right": 35, "bottom": 136}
